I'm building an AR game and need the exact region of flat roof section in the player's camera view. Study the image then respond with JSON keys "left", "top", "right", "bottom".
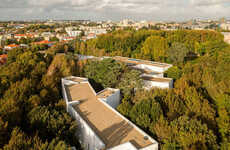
{"left": 67, "top": 76, "right": 87, "bottom": 83}
{"left": 142, "top": 76, "right": 172, "bottom": 82}
{"left": 97, "top": 89, "right": 115, "bottom": 99}
{"left": 65, "top": 82, "right": 153, "bottom": 149}
{"left": 130, "top": 66, "right": 162, "bottom": 75}
{"left": 113, "top": 56, "right": 171, "bottom": 68}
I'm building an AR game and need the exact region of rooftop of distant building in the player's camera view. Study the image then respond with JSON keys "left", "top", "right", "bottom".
{"left": 113, "top": 56, "right": 172, "bottom": 68}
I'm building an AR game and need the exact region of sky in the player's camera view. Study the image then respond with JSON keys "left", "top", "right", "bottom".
{"left": 0, "top": 0, "right": 229, "bottom": 21}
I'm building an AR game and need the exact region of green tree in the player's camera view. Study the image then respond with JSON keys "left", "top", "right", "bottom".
{"left": 167, "top": 42, "right": 189, "bottom": 64}
{"left": 117, "top": 69, "right": 143, "bottom": 97}
{"left": 164, "top": 66, "right": 182, "bottom": 80}
{"left": 27, "top": 106, "right": 78, "bottom": 145}
{"left": 130, "top": 98, "right": 163, "bottom": 128}
{"left": 84, "top": 59, "right": 124, "bottom": 91}
{"left": 141, "top": 36, "right": 168, "bottom": 61}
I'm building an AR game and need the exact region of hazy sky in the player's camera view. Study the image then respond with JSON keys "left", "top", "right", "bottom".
{"left": 0, "top": 0, "right": 229, "bottom": 21}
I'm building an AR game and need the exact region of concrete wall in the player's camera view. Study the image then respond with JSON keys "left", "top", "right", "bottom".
{"left": 140, "top": 144, "right": 158, "bottom": 150}
{"left": 136, "top": 64, "right": 171, "bottom": 73}
{"left": 97, "top": 88, "right": 120, "bottom": 109}
{"left": 143, "top": 79, "right": 173, "bottom": 89}
{"left": 68, "top": 105, "right": 105, "bottom": 150}
{"left": 141, "top": 73, "right": 164, "bottom": 78}
{"left": 108, "top": 142, "right": 138, "bottom": 150}
{"left": 62, "top": 77, "right": 106, "bottom": 150}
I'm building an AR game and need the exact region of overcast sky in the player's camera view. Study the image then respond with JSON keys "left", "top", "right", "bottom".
{"left": 0, "top": 0, "right": 229, "bottom": 21}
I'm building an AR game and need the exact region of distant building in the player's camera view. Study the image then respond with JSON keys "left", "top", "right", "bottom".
{"left": 222, "top": 32, "right": 230, "bottom": 44}
{"left": 113, "top": 56, "right": 173, "bottom": 89}
{"left": 4, "top": 44, "right": 19, "bottom": 50}
{"left": 62, "top": 37, "right": 75, "bottom": 42}
{"left": 32, "top": 40, "right": 55, "bottom": 47}
{"left": 41, "top": 32, "right": 55, "bottom": 41}
{"left": 86, "top": 33, "right": 97, "bottom": 40}
{"left": 65, "top": 27, "right": 82, "bottom": 37}
{"left": 14, "top": 34, "right": 27, "bottom": 39}
{"left": 62, "top": 76, "right": 158, "bottom": 150}
{"left": 220, "top": 23, "right": 230, "bottom": 30}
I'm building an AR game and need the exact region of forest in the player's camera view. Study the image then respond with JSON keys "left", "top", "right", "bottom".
{"left": 0, "top": 29, "right": 230, "bottom": 150}
{"left": 0, "top": 48, "right": 81, "bottom": 149}
{"left": 75, "top": 29, "right": 230, "bottom": 149}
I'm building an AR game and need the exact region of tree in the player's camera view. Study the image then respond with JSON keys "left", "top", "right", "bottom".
{"left": 167, "top": 42, "right": 189, "bottom": 64}
{"left": 164, "top": 66, "right": 182, "bottom": 80}
{"left": 0, "top": 117, "right": 8, "bottom": 147}
{"left": 130, "top": 98, "right": 163, "bottom": 129}
{"left": 27, "top": 106, "right": 78, "bottom": 145}
{"left": 117, "top": 96, "right": 133, "bottom": 117}
{"left": 0, "top": 48, "right": 3, "bottom": 55}
{"left": 19, "top": 37, "right": 27, "bottom": 44}
{"left": 84, "top": 59, "right": 124, "bottom": 91}
{"left": 117, "top": 69, "right": 143, "bottom": 97}
{"left": 141, "top": 36, "right": 168, "bottom": 61}
{"left": 169, "top": 116, "right": 217, "bottom": 149}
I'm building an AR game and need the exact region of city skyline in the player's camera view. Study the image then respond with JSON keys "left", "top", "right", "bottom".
{"left": 0, "top": 0, "right": 230, "bottom": 21}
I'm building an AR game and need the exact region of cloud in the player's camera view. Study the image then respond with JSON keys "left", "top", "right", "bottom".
{"left": 0, "top": 0, "right": 229, "bottom": 21}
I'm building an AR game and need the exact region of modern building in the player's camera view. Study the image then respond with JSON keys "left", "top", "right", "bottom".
{"left": 220, "top": 23, "right": 230, "bottom": 30}
{"left": 32, "top": 40, "right": 55, "bottom": 47}
{"left": 113, "top": 56, "right": 173, "bottom": 89}
{"left": 4, "top": 44, "right": 19, "bottom": 50}
{"left": 62, "top": 76, "right": 158, "bottom": 150}
{"left": 221, "top": 32, "right": 230, "bottom": 44}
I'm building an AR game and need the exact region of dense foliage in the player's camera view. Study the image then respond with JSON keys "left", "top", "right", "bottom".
{"left": 0, "top": 29, "right": 229, "bottom": 150}
{"left": 116, "top": 47, "right": 230, "bottom": 149}
{"left": 75, "top": 30, "right": 230, "bottom": 149}
{"left": 0, "top": 48, "right": 80, "bottom": 149}
{"left": 74, "top": 29, "right": 226, "bottom": 63}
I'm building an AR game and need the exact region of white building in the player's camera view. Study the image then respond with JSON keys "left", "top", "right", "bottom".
{"left": 141, "top": 75, "right": 173, "bottom": 89}
{"left": 221, "top": 32, "right": 230, "bottom": 44}
{"left": 220, "top": 23, "right": 230, "bottom": 30}
{"left": 41, "top": 32, "right": 55, "bottom": 41}
{"left": 65, "top": 27, "right": 82, "bottom": 37}
{"left": 62, "top": 76, "right": 158, "bottom": 150}
{"left": 113, "top": 56, "right": 173, "bottom": 89}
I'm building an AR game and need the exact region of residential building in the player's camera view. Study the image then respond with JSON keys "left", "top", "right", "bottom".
{"left": 4, "top": 44, "right": 19, "bottom": 50}
{"left": 41, "top": 32, "right": 55, "bottom": 41}
{"left": 65, "top": 27, "right": 82, "bottom": 37}
{"left": 62, "top": 37, "right": 75, "bottom": 42}
{"left": 222, "top": 32, "right": 230, "bottom": 44}
{"left": 220, "top": 23, "right": 230, "bottom": 30}
{"left": 62, "top": 76, "right": 158, "bottom": 150}
{"left": 32, "top": 40, "right": 55, "bottom": 47}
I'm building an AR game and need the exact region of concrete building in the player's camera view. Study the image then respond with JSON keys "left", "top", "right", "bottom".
{"left": 222, "top": 32, "right": 230, "bottom": 44}
{"left": 141, "top": 75, "right": 173, "bottom": 89}
{"left": 4, "top": 44, "right": 19, "bottom": 50}
{"left": 220, "top": 23, "right": 230, "bottom": 30}
{"left": 113, "top": 56, "right": 173, "bottom": 89}
{"left": 62, "top": 76, "right": 158, "bottom": 150}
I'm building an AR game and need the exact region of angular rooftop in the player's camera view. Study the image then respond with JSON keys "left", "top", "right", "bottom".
{"left": 113, "top": 56, "right": 172, "bottom": 68}
{"left": 62, "top": 77, "right": 157, "bottom": 149}
{"left": 141, "top": 75, "right": 173, "bottom": 83}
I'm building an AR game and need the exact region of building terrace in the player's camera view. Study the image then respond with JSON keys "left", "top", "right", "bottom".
{"left": 62, "top": 76, "right": 158, "bottom": 150}
{"left": 113, "top": 56, "right": 172, "bottom": 69}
